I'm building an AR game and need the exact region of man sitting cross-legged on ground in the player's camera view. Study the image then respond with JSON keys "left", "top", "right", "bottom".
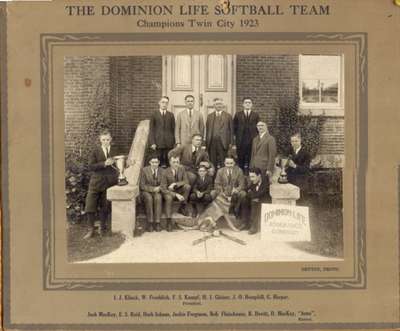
{"left": 189, "top": 165, "right": 216, "bottom": 217}
{"left": 243, "top": 167, "right": 270, "bottom": 234}
{"left": 160, "top": 155, "right": 191, "bottom": 231}
{"left": 168, "top": 133, "right": 209, "bottom": 186}
{"left": 139, "top": 154, "right": 164, "bottom": 233}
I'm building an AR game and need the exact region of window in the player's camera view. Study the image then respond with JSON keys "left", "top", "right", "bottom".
{"left": 299, "top": 55, "right": 344, "bottom": 115}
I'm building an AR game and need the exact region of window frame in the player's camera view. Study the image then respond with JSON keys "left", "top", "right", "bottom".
{"left": 299, "top": 54, "right": 345, "bottom": 116}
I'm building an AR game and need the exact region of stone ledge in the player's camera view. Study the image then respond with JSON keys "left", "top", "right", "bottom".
{"left": 107, "top": 184, "right": 139, "bottom": 201}
{"left": 270, "top": 183, "right": 300, "bottom": 200}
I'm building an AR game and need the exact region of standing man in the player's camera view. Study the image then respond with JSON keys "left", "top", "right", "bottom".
{"left": 139, "top": 154, "right": 164, "bottom": 233}
{"left": 233, "top": 97, "right": 260, "bottom": 173}
{"left": 168, "top": 134, "right": 209, "bottom": 185}
{"left": 160, "top": 155, "right": 191, "bottom": 231}
{"left": 148, "top": 96, "right": 175, "bottom": 168}
{"left": 84, "top": 130, "right": 118, "bottom": 239}
{"left": 250, "top": 121, "right": 277, "bottom": 180}
{"left": 206, "top": 97, "right": 233, "bottom": 169}
{"left": 175, "top": 95, "right": 205, "bottom": 146}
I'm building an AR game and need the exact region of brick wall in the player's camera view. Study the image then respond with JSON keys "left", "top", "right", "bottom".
{"left": 64, "top": 56, "right": 111, "bottom": 152}
{"left": 110, "top": 57, "right": 162, "bottom": 153}
{"left": 236, "top": 55, "right": 344, "bottom": 165}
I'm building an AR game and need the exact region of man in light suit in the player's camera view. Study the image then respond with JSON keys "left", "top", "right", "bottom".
{"left": 206, "top": 98, "right": 233, "bottom": 169}
{"left": 168, "top": 134, "right": 209, "bottom": 185}
{"left": 233, "top": 97, "right": 260, "bottom": 173}
{"left": 250, "top": 121, "right": 277, "bottom": 181}
{"left": 148, "top": 96, "right": 175, "bottom": 168}
{"left": 175, "top": 95, "right": 205, "bottom": 146}
{"left": 84, "top": 130, "right": 119, "bottom": 239}
{"left": 139, "top": 154, "right": 164, "bottom": 233}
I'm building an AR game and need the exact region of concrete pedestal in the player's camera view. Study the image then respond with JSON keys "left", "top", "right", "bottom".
{"left": 107, "top": 120, "right": 149, "bottom": 239}
{"left": 270, "top": 183, "right": 300, "bottom": 206}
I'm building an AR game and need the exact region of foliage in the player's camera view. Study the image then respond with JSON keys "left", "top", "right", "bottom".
{"left": 275, "top": 96, "right": 325, "bottom": 159}
{"left": 65, "top": 82, "right": 111, "bottom": 222}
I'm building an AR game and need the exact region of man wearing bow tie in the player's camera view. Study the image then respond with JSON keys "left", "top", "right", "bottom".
{"left": 84, "top": 130, "right": 118, "bottom": 239}
{"left": 139, "top": 154, "right": 164, "bottom": 232}
{"left": 175, "top": 95, "right": 205, "bottom": 147}
{"left": 205, "top": 98, "right": 234, "bottom": 169}
{"left": 233, "top": 97, "right": 260, "bottom": 173}
{"left": 168, "top": 133, "right": 209, "bottom": 186}
{"left": 148, "top": 96, "right": 175, "bottom": 168}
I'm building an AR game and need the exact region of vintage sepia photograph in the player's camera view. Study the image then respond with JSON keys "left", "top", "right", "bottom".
{"left": 64, "top": 54, "right": 344, "bottom": 263}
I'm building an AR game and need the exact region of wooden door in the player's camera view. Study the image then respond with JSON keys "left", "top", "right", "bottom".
{"left": 163, "top": 55, "right": 236, "bottom": 122}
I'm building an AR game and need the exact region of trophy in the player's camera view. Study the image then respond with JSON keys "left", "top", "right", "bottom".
{"left": 278, "top": 157, "right": 289, "bottom": 184}
{"left": 112, "top": 155, "right": 129, "bottom": 186}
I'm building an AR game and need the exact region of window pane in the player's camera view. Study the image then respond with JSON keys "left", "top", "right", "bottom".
{"left": 321, "top": 79, "right": 338, "bottom": 103}
{"left": 302, "top": 80, "right": 319, "bottom": 103}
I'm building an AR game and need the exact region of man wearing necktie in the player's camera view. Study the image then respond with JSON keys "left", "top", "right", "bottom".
{"left": 148, "top": 96, "right": 175, "bottom": 168}
{"left": 189, "top": 165, "right": 215, "bottom": 216}
{"left": 139, "top": 154, "right": 164, "bottom": 232}
{"left": 233, "top": 97, "right": 260, "bottom": 173}
{"left": 168, "top": 133, "right": 209, "bottom": 186}
{"left": 205, "top": 97, "right": 234, "bottom": 169}
{"left": 160, "top": 155, "right": 191, "bottom": 231}
{"left": 175, "top": 95, "right": 205, "bottom": 147}
{"left": 84, "top": 130, "right": 118, "bottom": 239}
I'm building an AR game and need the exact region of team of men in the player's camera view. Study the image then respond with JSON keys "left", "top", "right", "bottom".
{"left": 84, "top": 95, "right": 311, "bottom": 238}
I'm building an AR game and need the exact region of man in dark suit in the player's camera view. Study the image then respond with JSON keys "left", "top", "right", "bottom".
{"left": 243, "top": 167, "right": 270, "bottom": 234}
{"left": 148, "top": 96, "right": 175, "bottom": 168}
{"left": 189, "top": 165, "right": 216, "bottom": 216}
{"left": 233, "top": 97, "right": 260, "bottom": 173}
{"left": 160, "top": 155, "right": 191, "bottom": 231}
{"left": 250, "top": 121, "right": 277, "bottom": 181}
{"left": 286, "top": 133, "right": 311, "bottom": 190}
{"left": 84, "top": 130, "right": 119, "bottom": 239}
{"left": 206, "top": 98, "right": 233, "bottom": 169}
{"left": 168, "top": 133, "right": 209, "bottom": 185}
{"left": 139, "top": 154, "right": 164, "bottom": 233}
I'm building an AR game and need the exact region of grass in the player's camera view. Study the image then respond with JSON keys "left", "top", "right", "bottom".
{"left": 67, "top": 222, "right": 125, "bottom": 263}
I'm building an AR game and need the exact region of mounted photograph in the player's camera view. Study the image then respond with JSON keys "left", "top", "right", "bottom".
{"left": 64, "top": 54, "right": 344, "bottom": 263}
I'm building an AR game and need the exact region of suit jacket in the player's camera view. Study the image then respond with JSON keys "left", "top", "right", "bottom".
{"left": 175, "top": 108, "right": 205, "bottom": 145}
{"left": 250, "top": 133, "right": 277, "bottom": 174}
{"left": 148, "top": 110, "right": 175, "bottom": 149}
{"left": 233, "top": 110, "right": 260, "bottom": 149}
{"left": 287, "top": 146, "right": 311, "bottom": 176}
{"left": 87, "top": 146, "right": 119, "bottom": 192}
{"left": 168, "top": 144, "right": 209, "bottom": 172}
{"left": 160, "top": 165, "right": 189, "bottom": 195}
{"left": 193, "top": 175, "right": 214, "bottom": 195}
{"left": 246, "top": 177, "right": 269, "bottom": 202}
{"left": 206, "top": 111, "right": 233, "bottom": 150}
{"left": 140, "top": 166, "right": 164, "bottom": 193}
{"left": 214, "top": 166, "right": 245, "bottom": 196}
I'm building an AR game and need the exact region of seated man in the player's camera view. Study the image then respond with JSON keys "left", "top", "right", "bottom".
{"left": 243, "top": 167, "right": 270, "bottom": 234}
{"left": 214, "top": 155, "right": 247, "bottom": 224}
{"left": 199, "top": 160, "right": 216, "bottom": 179}
{"left": 286, "top": 133, "right": 311, "bottom": 189}
{"left": 139, "top": 154, "right": 164, "bottom": 233}
{"left": 160, "top": 155, "right": 191, "bottom": 231}
{"left": 189, "top": 165, "right": 216, "bottom": 216}
{"left": 168, "top": 133, "right": 209, "bottom": 186}
{"left": 197, "top": 155, "right": 247, "bottom": 231}
{"left": 84, "top": 129, "right": 118, "bottom": 239}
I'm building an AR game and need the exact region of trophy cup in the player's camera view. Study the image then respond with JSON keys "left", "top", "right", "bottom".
{"left": 112, "top": 155, "right": 129, "bottom": 186}
{"left": 278, "top": 157, "right": 289, "bottom": 184}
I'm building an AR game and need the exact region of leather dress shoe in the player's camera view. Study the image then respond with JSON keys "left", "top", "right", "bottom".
{"left": 248, "top": 227, "right": 258, "bottom": 235}
{"left": 154, "top": 223, "right": 162, "bottom": 232}
{"left": 83, "top": 228, "right": 95, "bottom": 239}
{"left": 147, "top": 223, "right": 154, "bottom": 232}
{"left": 166, "top": 220, "right": 173, "bottom": 232}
